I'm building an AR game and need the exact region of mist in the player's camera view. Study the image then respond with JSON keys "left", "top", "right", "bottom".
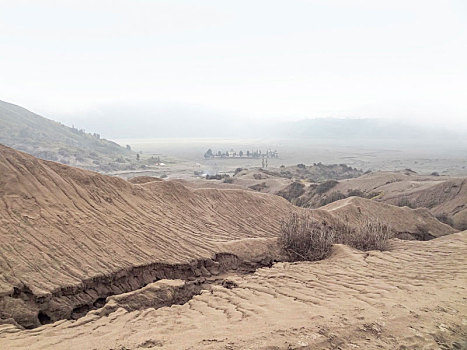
{"left": 1, "top": 0, "right": 467, "bottom": 133}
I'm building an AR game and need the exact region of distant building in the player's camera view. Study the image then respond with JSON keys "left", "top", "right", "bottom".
{"left": 203, "top": 149, "right": 278, "bottom": 159}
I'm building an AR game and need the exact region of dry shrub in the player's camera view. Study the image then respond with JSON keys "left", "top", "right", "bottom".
{"left": 223, "top": 177, "right": 234, "bottom": 184}
{"left": 279, "top": 213, "right": 335, "bottom": 261}
{"left": 397, "top": 197, "right": 415, "bottom": 209}
{"left": 280, "top": 213, "right": 393, "bottom": 261}
{"left": 343, "top": 220, "right": 392, "bottom": 251}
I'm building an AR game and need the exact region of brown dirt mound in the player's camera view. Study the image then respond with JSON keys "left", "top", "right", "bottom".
{"left": 320, "top": 196, "right": 456, "bottom": 239}
{"left": 0, "top": 145, "right": 456, "bottom": 329}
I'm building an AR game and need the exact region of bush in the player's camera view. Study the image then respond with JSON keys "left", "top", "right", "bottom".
{"left": 397, "top": 197, "right": 415, "bottom": 208}
{"left": 206, "top": 174, "right": 230, "bottom": 180}
{"left": 249, "top": 182, "right": 268, "bottom": 192}
{"left": 277, "top": 181, "right": 305, "bottom": 202}
{"left": 279, "top": 214, "right": 392, "bottom": 262}
{"left": 223, "top": 177, "right": 234, "bottom": 184}
{"left": 279, "top": 213, "right": 335, "bottom": 261}
{"left": 347, "top": 189, "right": 365, "bottom": 197}
{"left": 234, "top": 168, "right": 244, "bottom": 176}
{"left": 315, "top": 180, "right": 339, "bottom": 194}
{"left": 343, "top": 220, "right": 392, "bottom": 251}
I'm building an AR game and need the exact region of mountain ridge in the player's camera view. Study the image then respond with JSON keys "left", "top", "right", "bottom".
{"left": 0, "top": 100, "right": 135, "bottom": 171}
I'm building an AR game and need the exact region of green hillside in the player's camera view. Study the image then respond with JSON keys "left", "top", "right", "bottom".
{"left": 0, "top": 100, "right": 135, "bottom": 172}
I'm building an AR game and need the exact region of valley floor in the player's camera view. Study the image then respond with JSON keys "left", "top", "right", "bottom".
{"left": 1, "top": 232, "right": 465, "bottom": 350}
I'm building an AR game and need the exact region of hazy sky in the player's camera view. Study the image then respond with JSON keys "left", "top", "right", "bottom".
{"left": 1, "top": 0, "right": 466, "bottom": 129}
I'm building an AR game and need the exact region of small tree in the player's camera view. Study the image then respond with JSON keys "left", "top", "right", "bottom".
{"left": 204, "top": 149, "right": 214, "bottom": 158}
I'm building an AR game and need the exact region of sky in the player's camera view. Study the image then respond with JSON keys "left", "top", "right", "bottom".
{"left": 0, "top": 0, "right": 466, "bottom": 131}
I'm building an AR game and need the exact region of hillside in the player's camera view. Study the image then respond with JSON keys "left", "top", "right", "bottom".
{"left": 0, "top": 145, "right": 456, "bottom": 330}
{"left": 280, "top": 171, "right": 467, "bottom": 230}
{"left": 0, "top": 100, "right": 135, "bottom": 171}
{"left": 179, "top": 164, "right": 363, "bottom": 195}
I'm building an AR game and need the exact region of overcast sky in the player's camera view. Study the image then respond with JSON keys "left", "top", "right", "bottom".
{"left": 1, "top": 0, "right": 466, "bottom": 130}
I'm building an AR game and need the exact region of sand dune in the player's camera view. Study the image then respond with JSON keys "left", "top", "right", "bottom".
{"left": 317, "top": 171, "right": 467, "bottom": 230}
{"left": 0, "top": 231, "right": 465, "bottom": 349}
{"left": 0, "top": 144, "right": 457, "bottom": 331}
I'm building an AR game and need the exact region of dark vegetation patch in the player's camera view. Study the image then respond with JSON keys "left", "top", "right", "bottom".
{"left": 315, "top": 180, "right": 339, "bottom": 194}
{"left": 276, "top": 181, "right": 305, "bottom": 201}
{"left": 277, "top": 178, "right": 382, "bottom": 208}
{"left": 319, "top": 191, "right": 347, "bottom": 206}
{"left": 206, "top": 174, "right": 230, "bottom": 180}
{"left": 249, "top": 182, "right": 268, "bottom": 192}
{"left": 396, "top": 197, "right": 416, "bottom": 209}
{"left": 435, "top": 213, "right": 454, "bottom": 227}
{"left": 234, "top": 168, "right": 245, "bottom": 176}
{"left": 261, "top": 163, "right": 363, "bottom": 182}
{"left": 253, "top": 173, "right": 267, "bottom": 180}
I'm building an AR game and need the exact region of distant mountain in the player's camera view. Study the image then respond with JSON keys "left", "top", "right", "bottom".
{"left": 0, "top": 100, "right": 135, "bottom": 172}
{"left": 56, "top": 103, "right": 466, "bottom": 144}
{"left": 272, "top": 118, "right": 464, "bottom": 142}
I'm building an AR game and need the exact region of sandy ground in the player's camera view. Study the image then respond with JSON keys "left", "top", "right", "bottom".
{"left": 0, "top": 231, "right": 465, "bottom": 350}
{"left": 0, "top": 144, "right": 457, "bottom": 331}
{"left": 0, "top": 144, "right": 465, "bottom": 349}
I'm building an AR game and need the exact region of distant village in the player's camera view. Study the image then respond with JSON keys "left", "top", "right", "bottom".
{"left": 204, "top": 148, "right": 279, "bottom": 159}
